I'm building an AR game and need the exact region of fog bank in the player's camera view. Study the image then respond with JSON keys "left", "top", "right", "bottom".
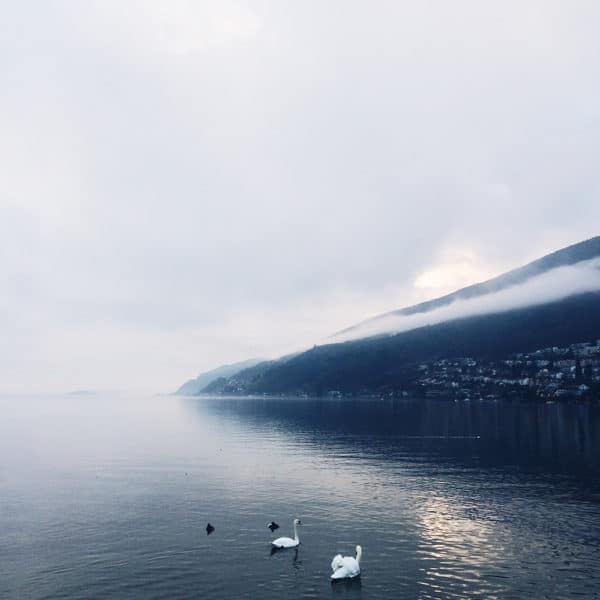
{"left": 333, "top": 259, "right": 600, "bottom": 343}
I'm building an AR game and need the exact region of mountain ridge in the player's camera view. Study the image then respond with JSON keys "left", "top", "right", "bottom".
{"left": 179, "top": 236, "right": 600, "bottom": 397}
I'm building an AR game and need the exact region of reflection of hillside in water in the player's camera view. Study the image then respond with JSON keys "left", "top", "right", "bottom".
{"left": 186, "top": 397, "right": 600, "bottom": 480}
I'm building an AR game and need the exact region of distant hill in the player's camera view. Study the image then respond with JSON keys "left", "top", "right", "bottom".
{"left": 201, "top": 352, "right": 302, "bottom": 395}
{"left": 210, "top": 236, "right": 600, "bottom": 396}
{"left": 202, "top": 360, "right": 278, "bottom": 394}
{"left": 174, "top": 358, "right": 265, "bottom": 395}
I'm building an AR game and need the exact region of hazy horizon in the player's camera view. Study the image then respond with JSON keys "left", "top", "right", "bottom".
{"left": 2, "top": 2, "right": 600, "bottom": 393}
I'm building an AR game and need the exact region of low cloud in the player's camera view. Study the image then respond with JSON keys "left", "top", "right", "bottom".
{"left": 333, "top": 259, "right": 600, "bottom": 343}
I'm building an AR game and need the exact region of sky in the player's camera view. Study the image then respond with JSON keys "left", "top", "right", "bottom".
{"left": 1, "top": 1, "right": 599, "bottom": 394}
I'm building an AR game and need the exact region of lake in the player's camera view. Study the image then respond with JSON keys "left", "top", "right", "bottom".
{"left": 1, "top": 394, "right": 599, "bottom": 599}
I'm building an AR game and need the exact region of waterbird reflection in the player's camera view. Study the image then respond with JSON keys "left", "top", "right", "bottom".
{"left": 330, "top": 576, "right": 362, "bottom": 595}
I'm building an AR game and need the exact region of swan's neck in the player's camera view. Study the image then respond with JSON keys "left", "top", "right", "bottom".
{"left": 355, "top": 547, "right": 362, "bottom": 565}
{"left": 293, "top": 522, "right": 299, "bottom": 542}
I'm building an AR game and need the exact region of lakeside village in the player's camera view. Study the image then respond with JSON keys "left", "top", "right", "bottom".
{"left": 411, "top": 340, "right": 600, "bottom": 402}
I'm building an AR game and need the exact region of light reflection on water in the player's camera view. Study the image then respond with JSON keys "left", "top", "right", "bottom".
{"left": 1, "top": 394, "right": 599, "bottom": 599}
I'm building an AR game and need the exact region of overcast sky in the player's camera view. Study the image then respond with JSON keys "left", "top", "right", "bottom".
{"left": 2, "top": 1, "right": 599, "bottom": 394}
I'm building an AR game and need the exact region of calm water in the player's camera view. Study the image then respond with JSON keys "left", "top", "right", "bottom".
{"left": 1, "top": 394, "right": 600, "bottom": 599}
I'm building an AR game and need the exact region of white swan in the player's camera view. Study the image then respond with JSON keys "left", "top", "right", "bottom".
{"left": 331, "top": 545, "right": 361, "bottom": 580}
{"left": 271, "top": 518, "right": 301, "bottom": 548}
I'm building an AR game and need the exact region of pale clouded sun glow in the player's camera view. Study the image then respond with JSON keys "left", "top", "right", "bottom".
{"left": 414, "top": 248, "right": 499, "bottom": 295}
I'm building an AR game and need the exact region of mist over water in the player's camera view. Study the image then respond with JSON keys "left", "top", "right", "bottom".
{"left": 2, "top": 394, "right": 600, "bottom": 599}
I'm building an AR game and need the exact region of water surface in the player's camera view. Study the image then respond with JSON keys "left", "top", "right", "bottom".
{"left": 1, "top": 394, "right": 599, "bottom": 599}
